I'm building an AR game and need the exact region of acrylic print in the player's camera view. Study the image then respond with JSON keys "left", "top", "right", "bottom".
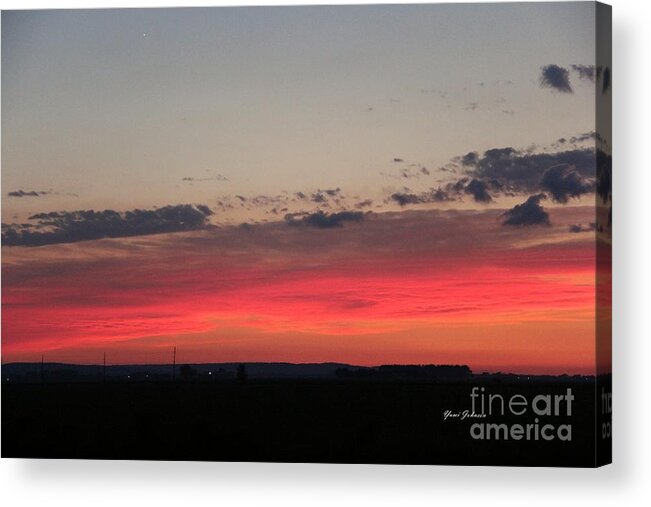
{"left": 1, "top": 2, "right": 612, "bottom": 466}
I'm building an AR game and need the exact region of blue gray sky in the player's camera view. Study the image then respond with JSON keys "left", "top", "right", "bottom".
{"left": 3, "top": 2, "right": 597, "bottom": 223}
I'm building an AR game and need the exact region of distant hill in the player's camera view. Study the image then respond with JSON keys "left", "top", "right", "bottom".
{"left": 2, "top": 361, "right": 354, "bottom": 382}
{"left": 1, "top": 362, "right": 593, "bottom": 384}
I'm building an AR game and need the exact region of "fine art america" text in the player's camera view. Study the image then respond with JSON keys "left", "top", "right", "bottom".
{"left": 468, "top": 387, "right": 574, "bottom": 442}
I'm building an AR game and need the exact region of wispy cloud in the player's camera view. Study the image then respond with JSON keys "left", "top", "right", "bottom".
{"left": 285, "top": 210, "right": 365, "bottom": 228}
{"left": 7, "top": 189, "right": 52, "bottom": 198}
{"left": 182, "top": 173, "right": 229, "bottom": 183}
{"left": 571, "top": 64, "right": 596, "bottom": 82}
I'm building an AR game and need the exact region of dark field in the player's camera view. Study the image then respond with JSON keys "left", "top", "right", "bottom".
{"left": 2, "top": 379, "right": 607, "bottom": 466}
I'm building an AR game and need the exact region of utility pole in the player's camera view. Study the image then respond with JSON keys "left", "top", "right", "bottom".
{"left": 103, "top": 352, "right": 106, "bottom": 383}
{"left": 40, "top": 354, "right": 44, "bottom": 384}
{"left": 172, "top": 346, "right": 176, "bottom": 381}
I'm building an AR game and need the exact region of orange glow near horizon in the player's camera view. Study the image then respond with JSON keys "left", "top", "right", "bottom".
{"left": 1, "top": 209, "right": 601, "bottom": 375}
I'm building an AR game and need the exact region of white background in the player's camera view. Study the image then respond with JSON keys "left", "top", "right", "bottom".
{"left": 1, "top": 0, "right": 649, "bottom": 505}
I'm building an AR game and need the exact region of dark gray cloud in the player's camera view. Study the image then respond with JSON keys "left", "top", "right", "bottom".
{"left": 464, "top": 179, "right": 492, "bottom": 203}
{"left": 2, "top": 204, "right": 214, "bottom": 247}
{"left": 247, "top": 194, "right": 288, "bottom": 207}
{"left": 390, "top": 187, "right": 456, "bottom": 207}
{"left": 539, "top": 64, "right": 573, "bottom": 93}
{"left": 382, "top": 166, "right": 432, "bottom": 180}
{"left": 383, "top": 138, "right": 598, "bottom": 210}
{"left": 389, "top": 176, "right": 504, "bottom": 207}
{"left": 541, "top": 64, "right": 609, "bottom": 94}
{"left": 540, "top": 164, "right": 594, "bottom": 203}
{"left": 309, "top": 188, "right": 342, "bottom": 204}
{"left": 7, "top": 189, "right": 51, "bottom": 198}
{"left": 461, "top": 152, "right": 479, "bottom": 166}
{"left": 502, "top": 194, "right": 550, "bottom": 227}
{"left": 231, "top": 188, "right": 347, "bottom": 213}
{"left": 436, "top": 186, "right": 461, "bottom": 200}
{"left": 354, "top": 199, "right": 373, "bottom": 209}
{"left": 285, "top": 210, "right": 365, "bottom": 228}
{"left": 552, "top": 132, "right": 596, "bottom": 149}
{"left": 311, "top": 191, "right": 327, "bottom": 203}
{"left": 221, "top": 193, "right": 293, "bottom": 215}
{"left": 266, "top": 206, "right": 288, "bottom": 216}
{"left": 571, "top": 64, "right": 596, "bottom": 82}
{"left": 569, "top": 132, "right": 596, "bottom": 144}
{"left": 542, "top": 64, "right": 609, "bottom": 94}
{"left": 463, "top": 146, "right": 596, "bottom": 195}
{"left": 323, "top": 187, "right": 341, "bottom": 197}
{"left": 390, "top": 193, "right": 421, "bottom": 206}
{"left": 449, "top": 178, "right": 467, "bottom": 193}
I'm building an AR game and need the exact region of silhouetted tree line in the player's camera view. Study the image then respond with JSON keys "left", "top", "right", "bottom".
{"left": 179, "top": 364, "right": 197, "bottom": 380}
{"left": 236, "top": 364, "right": 248, "bottom": 382}
{"left": 335, "top": 364, "right": 472, "bottom": 380}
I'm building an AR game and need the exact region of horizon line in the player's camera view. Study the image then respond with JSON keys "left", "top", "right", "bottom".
{"left": 1, "top": 360, "right": 599, "bottom": 377}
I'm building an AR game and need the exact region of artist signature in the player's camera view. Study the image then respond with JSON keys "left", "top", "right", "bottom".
{"left": 443, "top": 409, "right": 487, "bottom": 421}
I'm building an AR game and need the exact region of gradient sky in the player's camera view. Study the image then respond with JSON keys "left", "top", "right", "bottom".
{"left": 2, "top": 4, "right": 597, "bottom": 215}
{"left": 1, "top": 3, "right": 610, "bottom": 374}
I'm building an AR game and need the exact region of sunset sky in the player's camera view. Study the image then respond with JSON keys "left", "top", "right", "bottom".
{"left": 1, "top": 3, "right": 611, "bottom": 374}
